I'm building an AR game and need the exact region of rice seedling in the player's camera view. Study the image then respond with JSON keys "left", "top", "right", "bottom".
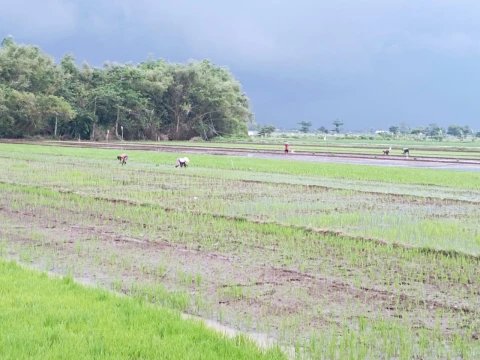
{"left": 0, "top": 260, "right": 285, "bottom": 360}
{"left": 1, "top": 143, "right": 479, "bottom": 359}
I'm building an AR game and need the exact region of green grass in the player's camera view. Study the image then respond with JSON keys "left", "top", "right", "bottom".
{"left": 1, "top": 143, "right": 480, "bottom": 190}
{"left": 0, "top": 260, "right": 284, "bottom": 360}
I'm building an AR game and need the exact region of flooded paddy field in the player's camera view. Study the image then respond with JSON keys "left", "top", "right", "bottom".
{"left": 1, "top": 143, "right": 479, "bottom": 359}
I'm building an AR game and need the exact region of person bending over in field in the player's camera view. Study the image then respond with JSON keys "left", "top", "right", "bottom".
{"left": 382, "top": 149, "right": 390, "bottom": 155}
{"left": 117, "top": 154, "right": 128, "bottom": 165}
{"left": 402, "top": 148, "right": 409, "bottom": 156}
{"left": 284, "top": 143, "right": 289, "bottom": 154}
{"left": 175, "top": 157, "right": 190, "bottom": 168}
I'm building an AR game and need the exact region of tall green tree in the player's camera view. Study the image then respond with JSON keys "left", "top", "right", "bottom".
{"left": 298, "top": 121, "right": 312, "bottom": 133}
{"left": 447, "top": 125, "right": 464, "bottom": 139}
{"left": 332, "top": 119, "right": 344, "bottom": 134}
{"left": 257, "top": 124, "right": 276, "bottom": 137}
{"left": 0, "top": 37, "right": 252, "bottom": 140}
{"left": 317, "top": 126, "right": 329, "bottom": 134}
{"left": 399, "top": 122, "right": 409, "bottom": 134}
{"left": 389, "top": 126, "right": 399, "bottom": 135}
{"left": 0, "top": 37, "right": 60, "bottom": 94}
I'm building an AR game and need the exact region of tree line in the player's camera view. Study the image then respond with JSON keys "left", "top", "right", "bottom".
{"left": 388, "top": 123, "right": 479, "bottom": 140}
{"left": 255, "top": 120, "right": 478, "bottom": 141}
{"left": 256, "top": 119, "right": 344, "bottom": 137}
{"left": 0, "top": 36, "right": 252, "bottom": 140}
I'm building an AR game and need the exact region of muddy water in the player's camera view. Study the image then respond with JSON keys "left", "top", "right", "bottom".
{"left": 180, "top": 313, "right": 296, "bottom": 358}
{"left": 242, "top": 152, "right": 480, "bottom": 171}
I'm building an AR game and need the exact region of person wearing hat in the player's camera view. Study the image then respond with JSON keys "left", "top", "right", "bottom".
{"left": 175, "top": 157, "right": 190, "bottom": 168}
{"left": 117, "top": 154, "right": 128, "bottom": 165}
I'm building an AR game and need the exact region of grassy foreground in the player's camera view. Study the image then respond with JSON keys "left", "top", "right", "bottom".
{"left": 0, "top": 260, "right": 284, "bottom": 360}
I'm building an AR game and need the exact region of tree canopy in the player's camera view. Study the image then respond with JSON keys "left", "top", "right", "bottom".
{"left": 257, "top": 124, "right": 276, "bottom": 137}
{"left": 0, "top": 37, "right": 252, "bottom": 140}
{"left": 332, "top": 119, "right": 343, "bottom": 134}
{"left": 298, "top": 121, "right": 312, "bottom": 133}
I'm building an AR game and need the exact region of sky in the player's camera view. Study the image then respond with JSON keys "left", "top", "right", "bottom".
{"left": 1, "top": 0, "right": 480, "bottom": 131}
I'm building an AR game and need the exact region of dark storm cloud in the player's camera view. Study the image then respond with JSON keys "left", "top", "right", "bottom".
{"left": 2, "top": 0, "right": 480, "bottom": 128}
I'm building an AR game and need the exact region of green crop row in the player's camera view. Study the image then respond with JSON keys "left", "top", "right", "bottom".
{"left": 0, "top": 260, "right": 284, "bottom": 360}
{"left": 1, "top": 143, "right": 480, "bottom": 189}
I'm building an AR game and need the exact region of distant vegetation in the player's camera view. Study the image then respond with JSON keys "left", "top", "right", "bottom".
{"left": 253, "top": 121, "right": 479, "bottom": 142}
{"left": 0, "top": 36, "right": 252, "bottom": 141}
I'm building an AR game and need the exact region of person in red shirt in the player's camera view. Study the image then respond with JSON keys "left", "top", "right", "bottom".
{"left": 284, "top": 143, "right": 289, "bottom": 154}
{"left": 117, "top": 154, "right": 128, "bottom": 165}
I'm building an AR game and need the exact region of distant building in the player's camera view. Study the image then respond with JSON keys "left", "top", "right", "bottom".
{"left": 248, "top": 131, "right": 258, "bottom": 136}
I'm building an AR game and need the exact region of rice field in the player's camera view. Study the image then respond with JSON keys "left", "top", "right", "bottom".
{"left": 1, "top": 143, "right": 479, "bottom": 359}
{"left": 0, "top": 260, "right": 283, "bottom": 360}
{"left": 30, "top": 138, "right": 480, "bottom": 160}
{"left": 150, "top": 141, "right": 480, "bottom": 159}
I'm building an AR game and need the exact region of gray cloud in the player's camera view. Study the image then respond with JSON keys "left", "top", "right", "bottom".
{"left": 2, "top": 0, "right": 480, "bottom": 128}
{"left": 1, "top": 0, "right": 79, "bottom": 39}
{"left": 5, "top": 1, "right": 480, "bottom": 68}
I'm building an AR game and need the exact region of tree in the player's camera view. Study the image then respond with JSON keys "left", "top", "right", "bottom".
{"left": 298, "top": 121, "right": 312, "bottom": 133}
{"left": 1, "top": 35, "right": 14, "bottom": 47}
{"left": 389, "top": 126, "right": 399, "bottom": 135}
{"left": 156, "top": 60, "right": 251, "bottom": 140}
{"left": 332, "top": 119, "right": 343, "bottom": 134}
{"left": 0, "top": 37, "right": 60, "bottom": 94}
{"left": 462, "top": 125, "right": 473, "bottom": 138}
{"left": 0, "top": 37, "right": 252, "bottom": 140}
{"left": 257, "top": 124, "right": 276, "bottom": 137}
{"left": 425, "top": 123, "right": 444, "bottom": 140}
{"left": 36, "top": 94, "right": 75, "bottom": 136}
{"left": 399, "top": 122, "right": 409, "bottom": 134}
{"left": 317, "top": 126, "right": 329, "bottom": 134}
{"left": 447, "top": 125, "right": 464, "bottom": 140}
{"left": 0, "top": 89, "right": 37, "bottom": 137}
{"left": 410, "top": 127, "right": 425, "bottom": 135}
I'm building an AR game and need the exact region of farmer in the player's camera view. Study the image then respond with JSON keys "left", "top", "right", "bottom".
{"left": 382, "top": 149, "right": 390, "bottom": 155}
{"left": 175, "top": 157, "right": 190, "bottom": 168}
{"left": 117, "top": 154, "right": 128, "bottom": 165}
{"left": 284, "top": 143, "right": 289, "bottom": 154}
{"left": 402, "top": 148, "right": 409, "bottom": 156}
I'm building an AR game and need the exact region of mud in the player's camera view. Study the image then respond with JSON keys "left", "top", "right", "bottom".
{"left": 1, "top": 193, "right": 478, "bottom": 348}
